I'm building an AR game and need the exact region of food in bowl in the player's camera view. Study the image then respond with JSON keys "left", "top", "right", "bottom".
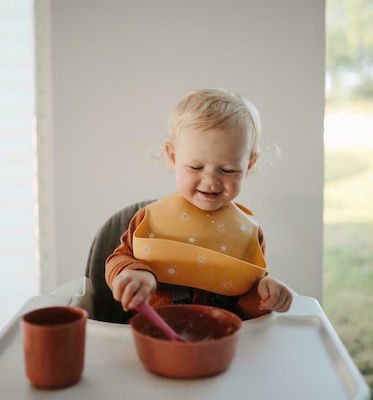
{"left": 130, "top": 304, "right": 242, "bottom": 378}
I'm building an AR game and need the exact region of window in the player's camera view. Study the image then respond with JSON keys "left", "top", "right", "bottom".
{"left": 0, "top": 0, "right": 38, "bottom": 329}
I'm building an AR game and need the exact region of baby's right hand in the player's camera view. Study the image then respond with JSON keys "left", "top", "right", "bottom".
{"left": 112, "top": 269, "right": 157, "bottom": 311}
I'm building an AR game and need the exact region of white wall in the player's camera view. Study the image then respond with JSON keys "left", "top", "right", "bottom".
{"left": 37, "top": 0, "right": 325, "bottom": 299}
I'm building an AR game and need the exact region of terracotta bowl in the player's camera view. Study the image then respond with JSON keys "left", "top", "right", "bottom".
{"left": 130, "top": 304, "right": 242, "bottom": 378}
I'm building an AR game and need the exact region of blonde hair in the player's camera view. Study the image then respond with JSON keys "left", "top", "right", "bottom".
{"left": 167, "top": 88, "right": 262, "bottom": 158}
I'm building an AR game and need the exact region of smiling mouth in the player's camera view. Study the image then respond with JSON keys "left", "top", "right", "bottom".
{"left": 197, "top": 190, "right": 221, "bottom": 199}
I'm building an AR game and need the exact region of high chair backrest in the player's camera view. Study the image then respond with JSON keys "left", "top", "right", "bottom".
{"left": 85, "top": 200, "right": 155, "bottom": 323}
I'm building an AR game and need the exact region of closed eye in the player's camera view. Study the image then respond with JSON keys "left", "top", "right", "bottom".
{"left": 189, "top": 166, "right": 203, "bottom": 170}
{"left": 220, "top": 168, "right": 238, "bottom": 174}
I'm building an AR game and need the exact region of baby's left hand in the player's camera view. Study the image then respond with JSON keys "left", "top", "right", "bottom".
{"left": 257, "top": 277, "right": 293, "bottom": 312}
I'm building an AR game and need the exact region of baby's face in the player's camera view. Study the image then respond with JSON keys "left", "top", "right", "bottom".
{"left": 166, "top": 127, "right": 251, "bottom": 211}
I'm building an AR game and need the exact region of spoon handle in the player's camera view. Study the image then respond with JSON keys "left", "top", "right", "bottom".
{"left": 135, "top": 302, "right": 186, "bottom": 342}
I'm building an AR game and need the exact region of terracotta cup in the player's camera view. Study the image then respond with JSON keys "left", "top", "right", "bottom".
{"left": 22, "top": 306, "right": 88, "bottom": 388}
{"left": 130, "top": 304, "right": 242, "bottom": 378}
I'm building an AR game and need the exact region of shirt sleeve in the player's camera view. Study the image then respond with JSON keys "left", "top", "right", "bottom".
{"left": 234, "top": 225, "right": 271, "bottom": 319}
{"left": 105, "top": 207, "right": 154, "bottom": 290}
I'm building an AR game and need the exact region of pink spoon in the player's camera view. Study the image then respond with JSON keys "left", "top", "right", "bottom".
{"left": 135, "top": 301, "right": 186, "bottom": 342}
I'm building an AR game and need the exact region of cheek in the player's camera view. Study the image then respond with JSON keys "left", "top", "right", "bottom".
{"left": 224, "top": 175, "right": 244, "bottom": 193}
{"left": 175, "top": 168, "right": 197, "bottom": 190}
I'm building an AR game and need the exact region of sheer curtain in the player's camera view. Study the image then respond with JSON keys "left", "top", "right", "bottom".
{"left": 0, "top": 0, "right": 38, "bottom": 329}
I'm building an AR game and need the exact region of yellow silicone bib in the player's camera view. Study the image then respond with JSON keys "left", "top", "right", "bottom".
{"left": 133, "top": 193, "right": 267, "bottom": 295}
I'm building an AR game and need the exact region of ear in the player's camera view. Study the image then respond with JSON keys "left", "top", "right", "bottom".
{"left": 164, "top": 142, "right": 176, "bottom": 169}
{"left": 246, "top": 152, "right": 258, "bottom": 176}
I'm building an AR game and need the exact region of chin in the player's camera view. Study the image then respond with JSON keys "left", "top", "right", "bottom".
{"left": 193, "top": 200, "right": 223, "bottom": 212}
{"left": 195, "top": 204, "right": 217, "bottom": 212}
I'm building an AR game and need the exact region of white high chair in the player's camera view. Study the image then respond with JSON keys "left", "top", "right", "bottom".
{"left": 52, "top": 199, "right": 155, "bottom": 322}
{"left": 46, "top": 201, "right": 369, "bottom": 399}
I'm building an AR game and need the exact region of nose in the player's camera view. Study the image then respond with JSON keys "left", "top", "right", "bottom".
{"left": 201, "top": 169, "right": 221, "bottom": 190}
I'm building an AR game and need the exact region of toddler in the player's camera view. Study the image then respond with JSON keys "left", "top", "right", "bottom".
{"left": 105, "top": 89, "right": 293, "bottom": 320}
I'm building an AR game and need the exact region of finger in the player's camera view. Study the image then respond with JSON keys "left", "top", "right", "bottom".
{"left": 112, "top": 274, "right": 132, "bottom": 301}
{"left": 128, "top": 284, "right": 152, "bottom": 309}
{"left": 276, "top": 291, "right": 293, "bottom": 312}
{"left": 258, "top": 279, "right": 270, "bottom": 301}
{"left": 260, "top": 289, "right": 280, "bottom": 310}
{"left": 121, "top": 281, "right": 140, "bottom": 311}
{"left": 273, "top": 293, "right": 289, "bottom": 312}
{"left": 282, "top": 296, "right": 293, "bottom": 312}
{"left": 270, "top": 288, "right": 289, "bottom": 311}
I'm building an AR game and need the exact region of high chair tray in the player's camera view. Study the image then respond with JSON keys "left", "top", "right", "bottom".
{"left": 0, "top": 295, "right": 370, "bottom": 400}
